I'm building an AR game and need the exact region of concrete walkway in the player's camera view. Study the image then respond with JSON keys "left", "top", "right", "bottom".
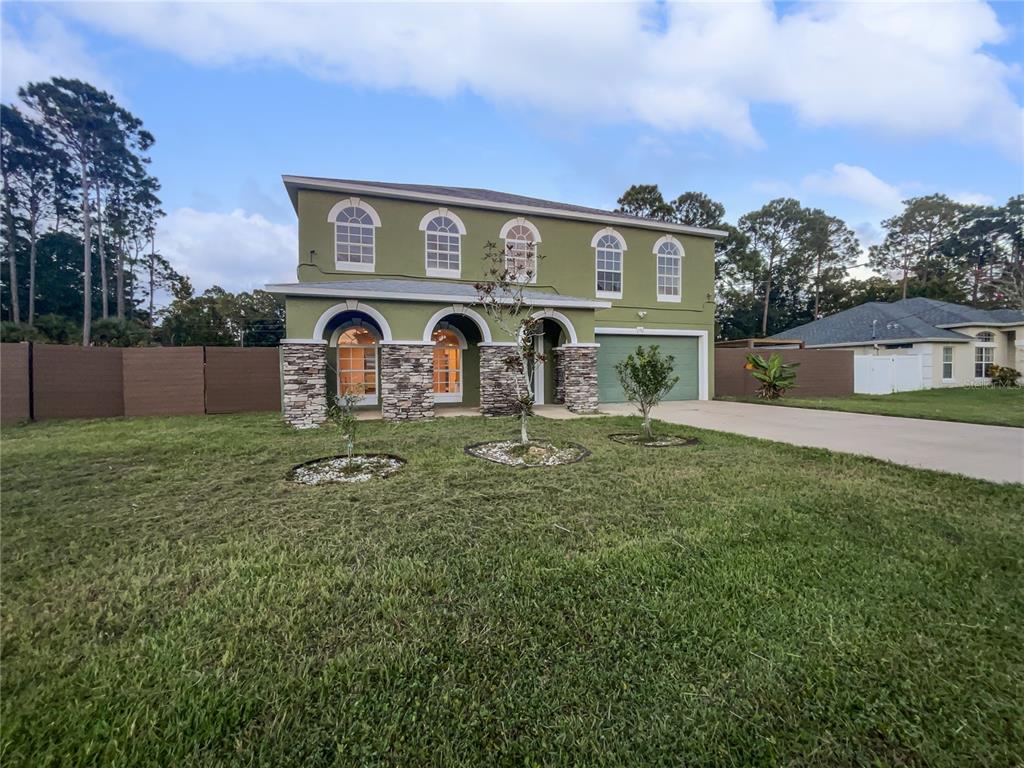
{"left": 590, "top": 401, "right": 1024, "bottom": 484}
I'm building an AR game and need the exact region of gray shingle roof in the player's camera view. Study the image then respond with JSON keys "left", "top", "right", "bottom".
{"left": 265, "top": 278, "right": 611, "bottom": 309}
{"left": 771, "top": 299, "right": 1024, "bottom": 346}
{"left": 282, "top": 175, "right": 727, "bottom": 238}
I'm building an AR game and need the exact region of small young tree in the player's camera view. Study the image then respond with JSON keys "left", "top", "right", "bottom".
{"left": 615, "top": 345, "right": 679, "bottom": 442}
{"left": 327, "top": 389, "right": 363, "bottom": 460}
{"left": 744, "top": 353, "right": 799, "bottom": 399}
{"left": 474, "top": 240, "right": 544, "bottom": 445}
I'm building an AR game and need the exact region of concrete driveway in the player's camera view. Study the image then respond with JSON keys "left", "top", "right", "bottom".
{"left": 596, "top": 400, "right": 1024, "bottom": 484}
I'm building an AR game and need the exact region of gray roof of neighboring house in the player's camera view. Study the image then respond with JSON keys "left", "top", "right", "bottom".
{"left": 771, "top": 298, "right": 1024, "bottom": 347}
{"left": 264, "top": 278, "right": 612, "bottom": 309}
{"left": 281, "top": 175, "right": 727, "bottom": 238}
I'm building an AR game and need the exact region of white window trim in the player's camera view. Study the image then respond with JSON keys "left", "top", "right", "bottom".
{"left": 973, "top": 343, "right": 994, "bottom": 380}
{"left": 328, "top": 197, "right": 381, "bottom": 273}
{"left": 595, "top": 326, "right": 709, "bottom": 401}
{"left": 419, "top": 207, "right": 467, "bottom": 279}
{"left": 330, "top": 320, "right": 380, "bottom": 406}
{"left": 653, "top": 235, "right": 684, "bottom": 303}
{"left": 431, "top": 323, "right": 467, "bottom": 403}
{"left": 941, "top": 346, "right": 954, "bottom": 382}
{"left": 592, "top": 227, "right": 626, "bottom": 301}
{"left": 500, "top": 217, "right": 542, "bottom": 284}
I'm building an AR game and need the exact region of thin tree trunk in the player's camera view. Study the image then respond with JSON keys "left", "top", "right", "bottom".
{"left": 901, "top": 256, "right": 909, "bottom": 299}
{"left": 81, "top": 160, "right": 92, "bottom": 346}
{"left": 28, "top": 218, "right": 37, "bottom": 325}
{"left": 760, "top": 255, "right": 774, "bottom": 336}
{"left": 4, "top": 196, "right": 19, "bottom": 323}
{"left": 95, "top": 183, "right": 108, "bottom": 319}
{"left": 148, "top": 236, "right": 155, "bottom": 327}
{"left": 814, "top": 253, "right": 821, "bottom": 318}
{"left": 116, "top": 233, "right": 125, "bottom": 319}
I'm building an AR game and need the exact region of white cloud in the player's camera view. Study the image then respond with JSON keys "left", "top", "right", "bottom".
{"left": 951, "top": 191, "right": 997, "bottom": 206}
{"left": 1, "top": 14, "right": 115, "bottom": 100}
{"left": 61, "top": 1, "right": 1021, "bottom": 154}
{"left": 802, "top": 163, "right": 904, "bottom": 213}
{"left": 157, "top": 208, "right": 296, "bottom": 294}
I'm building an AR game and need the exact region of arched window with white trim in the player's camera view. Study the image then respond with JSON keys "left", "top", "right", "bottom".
{"left": 500, "top": 218, "right": 541, "bottom": 283}
{"left": 654, "top": 236, "right": 683, "bottom": 302}
{"left": 592, "top": 229, "right": 625, "bottom": 299}
{"left": 431, "top": 326, "right": 466, "bottom": 401}
{"left": 329, "top": 199, "right": 380, "bottom": 272}
{"left": 333, "top": 323, "right": 379, "bottom": 405}
{"left": 974, "top": 331, "right": 996, "bottom": 378}
{"left": 420, "top": 209, "right": 466, "bottom": 277}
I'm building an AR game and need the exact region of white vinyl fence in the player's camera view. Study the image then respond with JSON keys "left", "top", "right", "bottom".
{"left": 854, "top": 355, "right": 924, "bottom": 395}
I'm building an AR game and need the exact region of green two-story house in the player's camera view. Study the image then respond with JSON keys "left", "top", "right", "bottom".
{"left": 268, "top": 176, "right": 723, "bottom": 427}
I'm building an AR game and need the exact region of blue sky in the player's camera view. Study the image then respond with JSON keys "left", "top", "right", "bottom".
{"left": 2, "top": 1, "right": 1022, "bottom": 294}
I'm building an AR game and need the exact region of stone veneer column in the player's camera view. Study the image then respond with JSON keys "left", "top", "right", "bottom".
{"left": 479, "top": 344, "right": 520, "bottom": 415}
{"left": 281, "top": 342, "right": 328, "bottom": 429}
{"left": 380, "top": 344, "right": 435, "bottom": 421}
{"left": 560, "top": 345, "right": 599, "bottom": 413}
{"left": 552, "top": 348, "right": 566, "bottom": 405}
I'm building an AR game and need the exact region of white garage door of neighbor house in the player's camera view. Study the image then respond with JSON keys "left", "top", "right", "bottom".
{"left": 854, "top": 355, "right": 924, "bottom": 395}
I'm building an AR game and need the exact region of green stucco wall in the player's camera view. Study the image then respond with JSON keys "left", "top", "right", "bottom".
{"left": 291, "top": 189, "right": 716, "bottom": 335}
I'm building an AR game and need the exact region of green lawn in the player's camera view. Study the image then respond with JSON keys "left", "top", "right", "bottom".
{"left": 720, "top": 386, "right": 1024, "bottom": 427}
{"left": 2, "top": 413, "right": 1022, "bottom": 766}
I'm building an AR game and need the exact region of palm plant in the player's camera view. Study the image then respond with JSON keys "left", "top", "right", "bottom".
{"left": 744, "top": 353, "right": 799, "bottom": 399}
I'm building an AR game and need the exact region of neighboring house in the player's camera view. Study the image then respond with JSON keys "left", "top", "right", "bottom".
{"left": 268, "top": 176, "right": 723, "bottom": 427}
{"left": 771, "top": 298, "right": 1024, "bottom": 391}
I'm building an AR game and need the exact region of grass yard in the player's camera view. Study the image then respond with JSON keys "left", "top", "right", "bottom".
{"left": 2, "top": 413, "right": 1022, "bottom": 766}
{"left": 720, "top": 386, "right": 1024, "bottom": 428}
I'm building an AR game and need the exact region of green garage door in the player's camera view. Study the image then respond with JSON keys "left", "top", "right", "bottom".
{"left": 596, "top": 335, "right": 700, "bottom": 403}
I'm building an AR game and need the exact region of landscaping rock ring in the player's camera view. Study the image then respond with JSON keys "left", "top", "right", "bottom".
{"left": 288, "top": 454, "right": 407, "bottom": 485}
{"left": 464, "top": 439, "right": 590, "bottom": 468}
{"left": 608, "top": 434, "right": 700, "bottom": 448}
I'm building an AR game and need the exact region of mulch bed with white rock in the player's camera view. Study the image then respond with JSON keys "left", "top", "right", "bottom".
{"left": 609, "top": 433, "right": 700, "bottom": 448}
{"left": 288, "top": 454, "right": 406, "bottom": 485}
{"left": 464, "top": 439, "right": 590, "bottom": 468}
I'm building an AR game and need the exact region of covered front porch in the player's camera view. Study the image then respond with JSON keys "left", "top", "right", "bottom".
{"left": 266, "top": 279, "right": 606, "bottom": 427}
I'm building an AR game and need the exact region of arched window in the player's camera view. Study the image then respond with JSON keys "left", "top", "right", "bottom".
{"left": 431, "top": 327, "right": 465, "bottom": 401}
{"left": 500, "top": 218, "right": 541, "bottom": 283}
{"left": 592, "top": 229, "right": 625, "bottom": 299}
{"left": 334, "top": 324, "right": 379, "bottom": 405}
{"left": 329, "top": 199, "right": 380, "bottom": 272}
{"left": 420, "top": 209, "right": 466, "bottom": 277}
{"left": 654, "top": 237, "right": 683, "bottom": 302}
{"left": 974, "top": 331, "right": 996, "bottom": 378}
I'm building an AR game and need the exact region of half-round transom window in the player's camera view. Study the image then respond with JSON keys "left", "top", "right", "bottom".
{"left": 425, "top": 216, "right": 462, "bottom": 274}
{"left": 975, "top": 331, "right": 994, "bottom": 343}
{"left": 334, "top": 207, "right": 376, "bottom": 267}
{"left": 432, "top": 328, "right": 463, "bottom": 399}
{"left": 504, "top": 223, "right": 538, "bottom": 282}
{"left": 336, "top": 326, "right": 378, "bottom": 402}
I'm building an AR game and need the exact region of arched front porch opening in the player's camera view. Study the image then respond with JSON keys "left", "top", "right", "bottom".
{"left": 531, "top": 316, "right": 572, "bottom": 406}
{"left": 426, "top": 313, "right": 484, "bottom": 407}
{"left": 323, "top": 310, "right": 386, "bottom": 409}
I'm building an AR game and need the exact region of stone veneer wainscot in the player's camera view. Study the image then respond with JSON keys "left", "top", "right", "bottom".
{"left": 281, "top": 342, "right": 328, "bottom": 428}
{"left": 380, "top": 344, "right": 435, "bottom": 421}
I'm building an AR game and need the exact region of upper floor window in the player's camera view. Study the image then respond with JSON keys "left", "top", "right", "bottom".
{"left": 419, "top": 208, "right": 466, "bottom": 277}
{"left": 975, "top": 331, "right": 995, "bottom": 343}
{"left": 654, "top": 236, "right": 683, "bottom": 302}
{"left": 592, "top": 228, "right": 625, "bottom": 299}
{"left": 499, "top": 218, "right": 541, "bottom": 283}
{"left": 328, "top": 198, "right": 380, "bottom": 272}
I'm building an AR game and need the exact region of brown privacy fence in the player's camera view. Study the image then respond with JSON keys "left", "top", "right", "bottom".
{"left": 715, "top": 347, "right": 854, "bottom": 398}
{"left": 0, "top": 343, "right": 281, "bottom": 424}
